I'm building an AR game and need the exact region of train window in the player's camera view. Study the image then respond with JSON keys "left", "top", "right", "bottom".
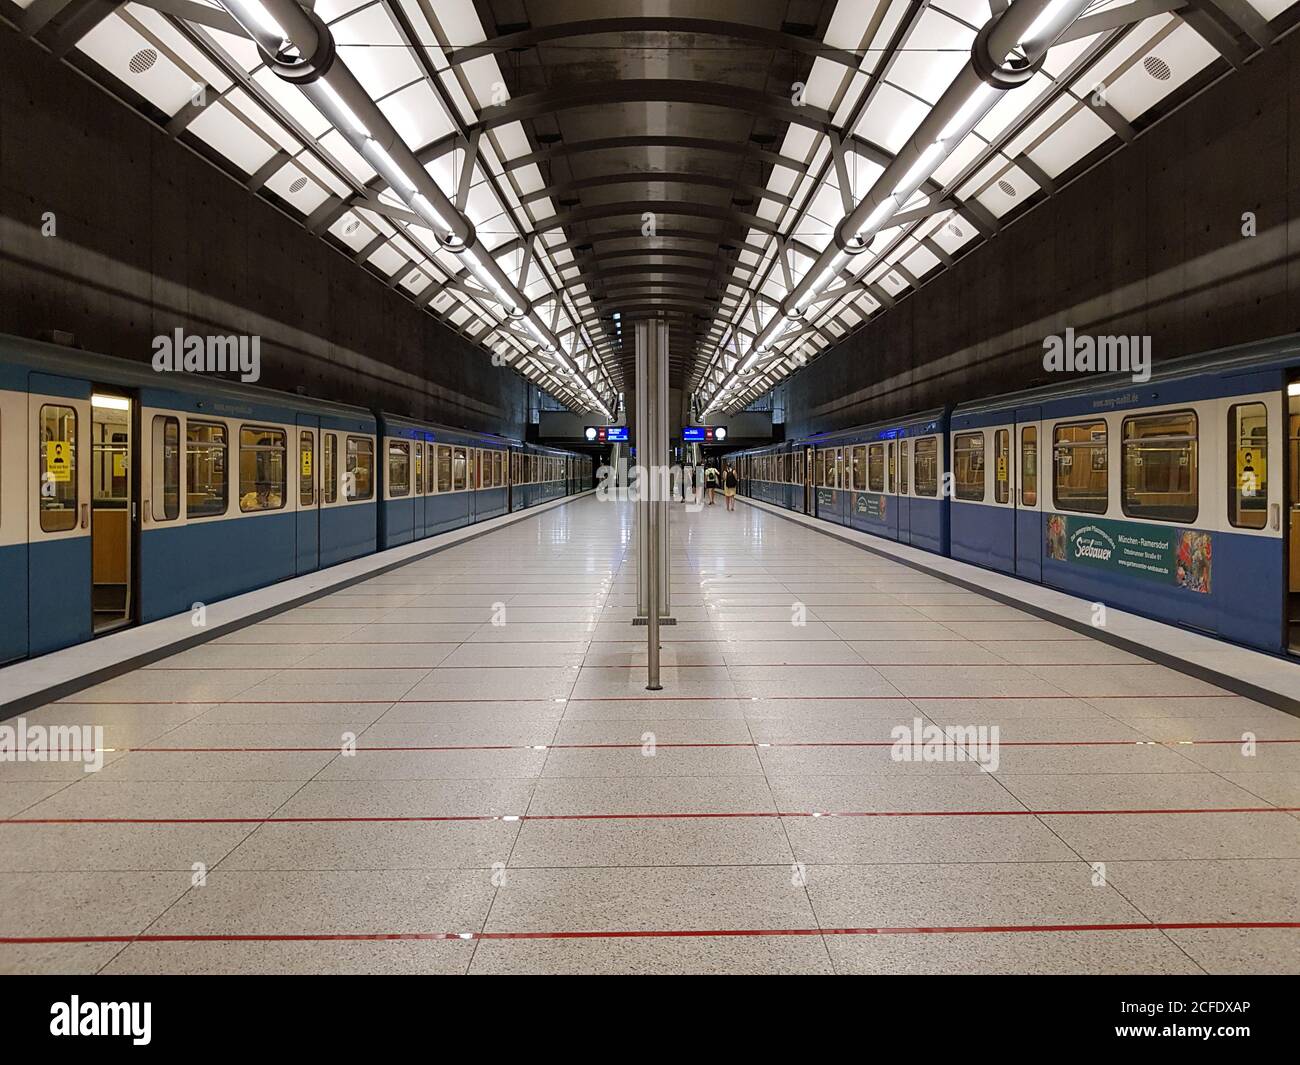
{"left": 388, "top": 441, "right": 411, "bottom": 498}
{"left": 1020, "top": 426, "right": 1038, "bottom": 506}
{"left": 239, "top": 427, "right": 287, "bottom": 511}
{"left": 914, "top": 437, "right": 938, "bottom": 497}
{"left": 493, "top": 450, "right": 504, "bottom": 487}
{"left": 900, "top": 439, "right": 910, "bottom": 495}
{"left": 1228, "top": 403, "right": 1268, "bottom": 529}
{"left": 413, "top": 443, "right": 423, "bottom": 495}
{"left": 300, "top": 430, "right": 315, "bottom": 507}
{"left": 452, "top": 446, "right": 467, "bottom": 491}
{"left": 887, "top": 442, "right": 896, "bottom": 494}
{"left": 953, "top": 432, "right": 985, "bottom": 501}
{"left": 1053, "top": 421, "right": 1107, "bottom": 514}
{"left": 186, "top": 420, "right": 227, "bottom": 518}
{"left": 868, "top": 444, "right": 884, "bottom": 492}
{"left": 835, "top": 448, "right": 846, "bottom": 489}
{"left": 345, "top": 435, "right": 374, "bottom": 501}
{"left": 436, "top": 444, "right": 452, "bottom": 492}
{"left": 39, "top": 405, "right": 79, "bottom": 532}
{"left": 1122, "top": 411, "right": 1197, "bottom": 523}
{"left": 324, "top": 434, "right": 338, "bottom": 504}
{"left": 994, "top": 429, "right": 1010, "bottom": 504}
{"left": 151, "top": 416, "right": 180, "bottom": 522}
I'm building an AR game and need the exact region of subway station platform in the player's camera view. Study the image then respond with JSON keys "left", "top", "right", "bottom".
{"left": 2, "top": 495, "right": 1298, "bottom": 975}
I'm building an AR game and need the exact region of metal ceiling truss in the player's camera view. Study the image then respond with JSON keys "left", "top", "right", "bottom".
{"left": 703, "top": 0, "right": 1275, "bottom": 412}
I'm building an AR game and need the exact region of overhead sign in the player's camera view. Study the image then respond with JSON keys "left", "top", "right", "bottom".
{"left": 583, "top": 426, "right": 629, "bottom": 443}
{"left": 682, "top": 426, "right": 727, "bottom": 443}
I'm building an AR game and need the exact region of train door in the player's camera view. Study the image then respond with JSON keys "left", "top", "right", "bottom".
{"left": 413, "top": 440, "right": 426, "bottom": 539}
{"left": 91, "top": 390, "right": 136, "bottom": 634}
{"left": 295, "top": 416, "right": 320, "bottom": 574}
{"left": 1014, "top": 408, "right": 1042, "bottom": 580}
{"left": 897, "top": 438, "right": 911, "bottom": 543}
{"left": 803, "top": 446, "right": 815, "bottom": 514}
{"left": 1286, "top": 382, "right": 1300, "bottom": 652}
{"left": 28, "top": 374, "right": 93, "bottom": 654}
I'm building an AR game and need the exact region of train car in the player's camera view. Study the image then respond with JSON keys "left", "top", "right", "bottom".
{"left": 517, "top": 443, "right": 573, "bottom": 509}
{"left": 792, "top": 409, "right": 950, "bottom": 552}
{"left": 951, "top": 338, "right": 1292, "bottom": 653}
{"left": 1, "top": 333, "right": 593, "bottom": 667}
{"left": 377, "top": 415, "right": 512, "bottom": 548}
{"left": 733, "top": 337, "right": 1297, "bottom": 659}
{"left": 0, "top": 333, "right": 377, "bottom": 663}
{"left": 732, "top": 443, "right": 799, "bottom": 510}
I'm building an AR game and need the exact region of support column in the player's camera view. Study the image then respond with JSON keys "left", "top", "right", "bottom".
{"left": 635, "top": 319, "right": 671, "bottom": 690}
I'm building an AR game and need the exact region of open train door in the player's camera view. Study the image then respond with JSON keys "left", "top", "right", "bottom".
{"left": 1014, "top": 406, "right": 1042, "bottom": 581}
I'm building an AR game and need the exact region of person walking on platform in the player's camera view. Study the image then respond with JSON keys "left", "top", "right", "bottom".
{"left": 704, "top": 464, "right": 719, "bottom": 505}
{"left": 723, "top": 464, "right": 738, "bottom": 512}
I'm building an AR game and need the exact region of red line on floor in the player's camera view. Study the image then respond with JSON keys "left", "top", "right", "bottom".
{"left": 4, "top": 921, "right": 1298, "bottom": 946}
{"left": 6, "top": 807, "right": 1297, "bottom": 826}
{"left": 48, "top": 695, "right": 1242, "bottom": 704}
{"left": 115, "top": 738, "right": 1299, "bottom": 753}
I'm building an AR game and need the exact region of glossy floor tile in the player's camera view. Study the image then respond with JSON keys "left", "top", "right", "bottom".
{"left": 3, "top": 495, "right": 1298, "bottom": 975}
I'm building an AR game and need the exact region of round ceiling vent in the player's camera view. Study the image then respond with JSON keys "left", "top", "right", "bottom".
{"left": 947, "top": 223, "right": 963, "bottom": 238}
{"left": 128, "top": 48, "right": 158, "bottom": 75}
{"left": 288, "top": 177, "right": 307, "bottom": 194}
{"left": 1143, "top": 55, "right": 1172, "bottom": 81}
{"left": 343, "top": 219, "right": 360, "bottom": 235}
{"left": 997, "top": 178, "right": 1018, "bottom": 198}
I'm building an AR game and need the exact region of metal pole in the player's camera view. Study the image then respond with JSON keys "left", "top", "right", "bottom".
{"left": 642, "top": 320, "right": 663, "bottom": 690}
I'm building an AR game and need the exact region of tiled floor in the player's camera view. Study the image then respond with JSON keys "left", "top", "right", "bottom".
{"left": 2, "top": 496, "right": 1298, "bottom": 975}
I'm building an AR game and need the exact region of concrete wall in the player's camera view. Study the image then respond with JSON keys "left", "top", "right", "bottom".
{"left": 779, "top": 30, "right": 1300, "bottom": 439}
{"left": 0, "top": 28, "right": 526, "bottom": 437}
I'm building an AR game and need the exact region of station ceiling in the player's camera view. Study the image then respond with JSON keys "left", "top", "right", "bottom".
{"left": 7, "top": 0, "right": 1294, "bottom": 414}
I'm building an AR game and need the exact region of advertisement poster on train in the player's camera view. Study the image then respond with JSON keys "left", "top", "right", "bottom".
{"left": 1045, "top": 514, "right": 1211, "bottom": 593}
{"left": 854, "top": 493, "right": 887, "bottom": 520}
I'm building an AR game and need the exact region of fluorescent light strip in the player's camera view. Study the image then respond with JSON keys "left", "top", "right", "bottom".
{"left": 312, "top": 81, "right": 370, "bottom": 140}
{"left": 362, "top": 139, "right": 416, "bottom": 197}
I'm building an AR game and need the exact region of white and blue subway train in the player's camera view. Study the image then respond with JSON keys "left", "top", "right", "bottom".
{"left": 0, "top": 334, "right": 593, "bottom": 665}
{"left": 730, "top": 336, "right": 1294, "bottom": 657}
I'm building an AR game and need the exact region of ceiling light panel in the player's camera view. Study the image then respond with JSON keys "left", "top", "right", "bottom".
{"left": 78, "top": 14, "right": 198, "bottom": 114}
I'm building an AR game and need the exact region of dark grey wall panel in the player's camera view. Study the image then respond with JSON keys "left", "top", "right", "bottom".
{"left": 779, "top": 31, "right": 1300, "bottom": 439}
{"left": 0, "top": 28, "right": 526, "bottom": 437}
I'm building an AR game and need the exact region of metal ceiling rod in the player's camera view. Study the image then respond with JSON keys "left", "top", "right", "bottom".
{"left": 701, "top": 0, "right": 1094, "bottom": 414}
{"left": 216, "top": 0, "right": 613, "bottom": 418}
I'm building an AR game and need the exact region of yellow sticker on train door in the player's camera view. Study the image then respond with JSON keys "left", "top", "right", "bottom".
{"left": 996, "top": 454, "right": 1008, "bottom": 482}
{"left": 301, "top": 449, "right": 313, "bottom": 478}
{"left": 45, "top": 441, "right": 71, "bottom": 482}
{"left": 1237, "top": 446, "right": 1265, "bottom": 496}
